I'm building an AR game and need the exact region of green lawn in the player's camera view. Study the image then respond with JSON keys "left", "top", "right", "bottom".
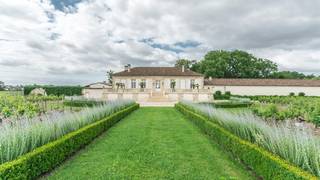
{"left": 45, "top": 107, "right": 253, "bottom": 180}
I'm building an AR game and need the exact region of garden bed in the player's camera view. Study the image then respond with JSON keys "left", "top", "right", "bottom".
{"left": 175, "top": 103, "right": 317, "bottom": 179}
{"left": 0, "top": 103, "right": 138, "bottom": 179}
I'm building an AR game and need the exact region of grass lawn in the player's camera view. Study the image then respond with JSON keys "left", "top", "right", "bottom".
{"left": 45, "top": 107, "right": 253, "bottom": 179}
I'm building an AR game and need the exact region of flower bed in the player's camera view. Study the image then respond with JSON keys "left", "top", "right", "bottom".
{"left": 0, "top": 103, "right": 138, "bottom": 179}
{"left": 176, "top": 103, "right": 317, "bottom": 179}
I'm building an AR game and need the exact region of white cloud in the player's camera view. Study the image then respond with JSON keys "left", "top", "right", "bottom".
{"left": 0, "top": 0, "right": 320, "bottom": 85}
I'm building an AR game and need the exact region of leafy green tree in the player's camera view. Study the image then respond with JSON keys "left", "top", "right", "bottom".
{"left": 175, "top": 59, "right": 191, "bottom": 68}
{"left": 198, "top": 50, "right": 278, "bottom": 78}
{"left": 270, "top": 71, "right": 307, "bottom": 79}
{"left": 106, "top": 70, "right": 114, "bottom": 84}
{"left": 0, "top": 81, "right": 5, "bottom": 91}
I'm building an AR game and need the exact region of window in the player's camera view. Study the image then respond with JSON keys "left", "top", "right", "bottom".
{"left": 131, "top": 79, "right": 136, "bottom": 88}
{"left": 190, "top": 79, "right": 195, "bottom": 89}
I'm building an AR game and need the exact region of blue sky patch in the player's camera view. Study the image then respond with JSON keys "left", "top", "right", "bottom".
{"left": 174, "top": 40, "right": 201, "bottom": 48}
{"left": 50, "top": 0, "right": 83, "bottom": 11}
{"left": 139, "top": 38, "right": 184, "bottom": 53}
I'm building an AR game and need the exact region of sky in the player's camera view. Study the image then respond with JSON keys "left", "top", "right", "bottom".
{"left": 1, "top": 0, "right": 320, "bottom": 85}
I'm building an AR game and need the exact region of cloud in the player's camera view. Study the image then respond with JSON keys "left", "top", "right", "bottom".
{"left": 0, "top": 0, "right": 320, "bottom": 85}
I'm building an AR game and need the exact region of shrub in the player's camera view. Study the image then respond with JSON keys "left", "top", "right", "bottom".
{"left": 176, "top": 103, "right": 316, "bottom": 179}
{"left": 0, "top": 100, "right": 134, "bottom": 164}
{"left": 179, "top": 102, "right": 320, "bottom": 177}
{"left": 314, "top": 116, "right": 320, "bottom": 128}
{"left": 298, "top": 92, "right": 306, "bottom": 96}
{"left": 203, "top": 101, "right": 252, "bottom": 108}
{"left": 214, "top": 91, "right": 231, "bottom": 100}
{"left": 24, "top": 85, "right": 83, "bottom": 96}
{"left": 63, "top": 99, "right": 106, "bottom": 107}
{"left": 289, "top": 92, "right": 295, "bottom": 96}
{"left": 0, "top": 103, "right": 138, "bottom": 179}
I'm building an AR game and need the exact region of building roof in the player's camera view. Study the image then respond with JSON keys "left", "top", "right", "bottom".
{"left": 113, "top": 67, "right": 203, "bottom": 77}
{"left": 204, "top": 78, "right": 320, "bottom": 87}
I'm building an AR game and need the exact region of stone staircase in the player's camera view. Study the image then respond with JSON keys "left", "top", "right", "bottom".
{"left": 138, "top": 91, "right": 176, "bottom": 107}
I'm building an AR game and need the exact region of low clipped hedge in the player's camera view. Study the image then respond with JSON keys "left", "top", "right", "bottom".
{"left": 175, "top": 103, "right": 316, "bottom": 180}
{"left": 202, "top": 102, "right": 252, "bottom": 108}
{"left": 0, "top": 103, "right": 139, "bottom": 179}
{"left": 63, "top": 100, "right": 106, "bottom": 107}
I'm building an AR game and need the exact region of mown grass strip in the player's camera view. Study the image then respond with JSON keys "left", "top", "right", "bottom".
{"left": 46, "top": 107, "right": 253, "bottom": 179}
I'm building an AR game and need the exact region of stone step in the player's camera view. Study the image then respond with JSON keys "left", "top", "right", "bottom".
{"left": 139, "top": 101, "right": 176, "bottom": 107}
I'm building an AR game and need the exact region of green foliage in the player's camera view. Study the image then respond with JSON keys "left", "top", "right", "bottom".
{"left": 24, "top": 85, "right": 82, "bottom": 96}
{"left": 213, "top": 91, "right": 231, "bottom": 100}
{"left": 0, "top": 94, "right": 40, "bottom": 118}
{"left": 175, "top": 103, "right": 317, "bottom": 179}
{"left": 270, "top": 71, "right": 316, "bottom": 79}
{"left": 289, "top": 92, "right": 295, "bottom": 96}
{"left": 314, "top": 116, "right": 320, "bottom": 128}
{"left": 63, "top": 99, "right": 106, "bottom": 107}
{"left": 174, "top": 59, "right": 197, "bottom": 69}
{"left": 198, "top": 50, "right": 278, "bottom": 78}
{"left": 298, "top": 92, "right": 306, "bottom": 96}
{"left": 0, "top": 104, "right": 139, "bottom": 179}
{"left": 247, "top": 96, "right": 320, "bottom": 124}
{"left": 106, "top": 70, "right": 114, "bottom": 84}
{"left": 26, "top": 95, "right": 63, "bottom": 102}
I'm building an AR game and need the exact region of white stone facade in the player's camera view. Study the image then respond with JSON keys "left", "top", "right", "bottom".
{"left": 205, "top": 85, "right": 320, "bottom": 96}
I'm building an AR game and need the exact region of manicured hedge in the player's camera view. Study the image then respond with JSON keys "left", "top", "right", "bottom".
{"left": 0, "top": 104, "right": 139, "bottom": 179}
{"left": 63, "top": 100, "right": 106, "bottom": 107}
{"left": 24, "top": 85, "right": 83, "bottom": 96}
{"left": 175, "top": 103, "right": 316, "bottom": 180}
{"left": 202, "top": 102, "right": 252, "bottom": 108}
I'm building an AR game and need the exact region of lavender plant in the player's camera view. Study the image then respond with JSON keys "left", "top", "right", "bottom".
{"left": 181, "top": 101, "right": 320, "bottom": 176}
{"left": 0, "top": 100, "right": 133, "bottom": 164}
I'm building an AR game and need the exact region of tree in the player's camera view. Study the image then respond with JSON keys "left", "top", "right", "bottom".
{"left": 174, "top": 59, "right": 198, "bottom": 69}
{"left": 197, "top": 50, "right": 278, "bottom": 78}
{"left": 269, "top": 71, "right": 317, "bottom": 79}
{"left": 106, "top": 70, "right": 114, "bottom": 84}
{"left": 0, "top": 81, "right": 5, "bottom": 91}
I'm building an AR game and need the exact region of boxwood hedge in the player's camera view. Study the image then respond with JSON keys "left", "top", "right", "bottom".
{"left": 175, "top": 103, "right": 317, "bottom": 180}
{"left": 63, "top": 100, "right": 106, "bottom": 107}
{"left": 24, "top": 85, "right": 82, "bottom": 96}
{"left": 0, "top": 103, "right": 139, "bottom": 180}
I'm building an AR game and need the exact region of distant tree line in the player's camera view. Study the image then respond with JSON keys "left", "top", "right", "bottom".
{"left": 175, "top": 50, "right": 320, "bottom": 79}
{"left": 0, "top": 81, "right": 4, "bottom": 91}
{"left": 24, "top": 85, "right": 83, "bottom": 96}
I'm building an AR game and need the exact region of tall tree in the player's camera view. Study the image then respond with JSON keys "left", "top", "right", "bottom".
{"left": 269, "top": 71, "right": 318, "bottom": 79}
{"left": 198, "top": 50, "right": 278, "bottom": 78}
{"left": 106, "top": 70, "right": 114, "bottom": 84}
{"left": 174, "top": 59, "right": 197, "bottom": 69}
{"left": 0, "top": 81, "right": 4, "bottom": 91}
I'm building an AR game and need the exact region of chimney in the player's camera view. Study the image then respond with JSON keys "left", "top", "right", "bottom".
{"left": 127, "top": 64, "right": 131, "bottom": 72}
{"left": 124, "top": 64, "right": 131, "bottom": 72}
{"left": 182, "top": 65, "right": 185, "bottom": 72}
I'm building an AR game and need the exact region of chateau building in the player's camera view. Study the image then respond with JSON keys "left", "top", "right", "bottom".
{"left": 83, "top": 65, "right": 320, "bottom": 103}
